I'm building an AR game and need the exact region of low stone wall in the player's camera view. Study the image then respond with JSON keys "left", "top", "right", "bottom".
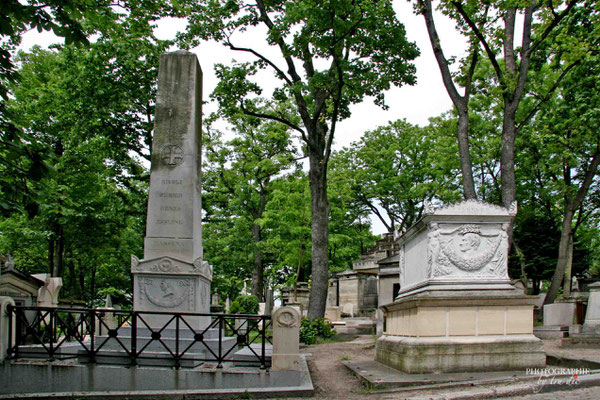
{"left": 0, "top": 359, "right": 313, "bottom": 397}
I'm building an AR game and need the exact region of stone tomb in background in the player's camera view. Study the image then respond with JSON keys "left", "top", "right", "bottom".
{"left": 131, "top": 50, "right": 212, "bottom": 329}
{"left": 376, "top": 200, "right": 545, "bottom": 373}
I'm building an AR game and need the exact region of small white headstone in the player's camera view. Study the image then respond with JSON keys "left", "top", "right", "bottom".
{"left": 271, "top": 306, "right": 301, "bottom": 371}
{"left": 342, "top": 303, "right": 354, "bottom": 317}
{"left": 544, "top": 302, "right": 575, "bottom": 326}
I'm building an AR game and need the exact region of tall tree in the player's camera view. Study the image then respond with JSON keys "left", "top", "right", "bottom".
{"left": 203, "top": 112, "right": 300, "bottom": 300}
{"left": 417, "top": 0, "right": 580, "bottom": 208}
{"left": 529, "top": 54, "right": 600, "bottom": 304}
{"left": 180, "top": 0, "right": 418, "bottom": 319}
{"left": 418, "top": 0, "right": 479, "bottom": 199}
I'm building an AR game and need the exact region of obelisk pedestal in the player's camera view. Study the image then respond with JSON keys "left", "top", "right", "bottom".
{"left": 131, "top": 51, "right": 211, "bottom": 329}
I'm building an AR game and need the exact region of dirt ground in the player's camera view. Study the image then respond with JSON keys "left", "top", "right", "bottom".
{"left": 301, "top": 336, "right": 377, "bottom": 400}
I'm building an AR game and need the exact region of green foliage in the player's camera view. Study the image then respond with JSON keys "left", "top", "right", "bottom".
{"left": 330, "top": 119, "right": 461, "bottom": 234}
{"left": 299, "top": 317, "right": 335, "bottom": 345}
{"left": 201, "top": 110, "right": 300, "bottom": 300}
{"left": 179, "top": 0, "right": 419, "bottom": 121}
{"left": 179, "top": 0, "right": 419, "bottom": 318}
{"left": 229, "top": 295, "right": 259, "bottom": 314}
{"left": 0, "top": 9, "right": 170, "bottom": 304}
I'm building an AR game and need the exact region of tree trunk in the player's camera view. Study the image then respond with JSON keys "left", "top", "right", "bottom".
{"left": 50, "top": 223, "right": 65, "bottom": 278}
{"left": 421, "top": 0, "right": 477, "bottom": 200}
{"left": 78, "top": 261, "right": 85, "bottom": 300}
{"left": 67, "top": 259, "right": 78, "bottom": 298}
{"left": 512, "top": 238, "right": 528, "bottom": 284}
{"left": 48, "top": 237, "right": 55, "bottom": 276}
{"left": 545, "top": 210, "right": 574, "bottom": 304}
{"left": 251, "top": 223, "right": 264, "bottom": 301}
{"left": 545, "top": 150, "right": 600, "bottom": 304}
{"left": 457, "top": 108, "right": 477, "bottom": 199}
{"left": 500, "top": 109, "right": 517, "bottom": 209}
{"left": 54, "top": 226, "right": 65, "bottom": 278}
{"left": 563, "top": 233, "right": 574, "bottom": 297}
{"left": 90, "top": 264, "right": 96, "bottom": 306}
{"left": 307, "top": 148, "right": 330, "bottom": 320}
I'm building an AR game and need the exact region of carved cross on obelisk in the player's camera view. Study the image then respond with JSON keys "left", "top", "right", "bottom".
{"left": 131, "top": 51, "right": 211, "bottom": 329}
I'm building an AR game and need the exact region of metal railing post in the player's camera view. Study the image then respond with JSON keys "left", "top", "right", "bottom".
{"left": 217, "top": 315, "right": 223, "bottom": 368}
{"left": 175, "top": 315, "right": 180, "bottom": 369}
{"left": 130, "top": 311, "right": 137, "bottom": 366}
{"left": 48, "top": 309, "right": 55, "bottom": 361}
{"left": 89, "top": 309, "right": 96, "bottom": 363}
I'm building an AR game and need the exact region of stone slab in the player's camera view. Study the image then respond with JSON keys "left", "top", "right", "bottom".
{"left": 0, "top": 355, "right": 313, "bottom": 398}
{"left": 544, "top": 302, "right": 576, "bottom": 327}
{"left": 584, "top": 282, "right": 600, "bottom": 331}
{"left": 395, "top": 200, "right": 516, "bottom": 297}
{"left": 143, "top": 51, "right": 203, "bottom": 261}
{"left": 562, "top": 335, "right": 600, "bottom": 348}
{"left": 534, "top": 325, "right": 569, "bottom": 339}
{"left": 233, "top": 343, "right": 273, "bottom": 367}
{"left": 398, "top": 373, "right": 600, "bottom": 400}
{"left": 344, "top": 359, "right": 540, "bottom": 389}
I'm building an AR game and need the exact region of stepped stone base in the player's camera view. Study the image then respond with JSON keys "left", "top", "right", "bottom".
{"left": 378, "top": 289, "right": 545, "bottom": 373}
{"left": 376, "top": 335, "right": 545, "bottom": 373}
{"left": 534, "top": 325, "right": 569, "bottom": 339}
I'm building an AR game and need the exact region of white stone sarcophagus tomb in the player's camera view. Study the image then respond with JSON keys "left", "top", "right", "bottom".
{"left": 376, "top": 200, "right": 545, "bottom": 373}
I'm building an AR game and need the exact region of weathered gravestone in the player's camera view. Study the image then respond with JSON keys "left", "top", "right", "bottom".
{"left": 131, "top": 51, "right": 212, "bottom": 329}
{"left": 567, "top": 282, "right": 600, "bottom": 345}
{"left": 583, "top": 282, "right": 600, "bottom": 332}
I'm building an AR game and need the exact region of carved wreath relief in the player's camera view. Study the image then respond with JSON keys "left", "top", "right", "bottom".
{"left": 150, "top": 258, "right": 180, "bottom": 273}
{"left": 139, "top": 277, "right": 195, "bottom": 309}
{"left": 276, "top": 310, "right": 299, "bottom": 328}
{"left": 428, "top": 223, "right": 509, "bottom": 279}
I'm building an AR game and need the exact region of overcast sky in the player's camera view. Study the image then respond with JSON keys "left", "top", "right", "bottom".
{"left": 154, "top": 1, "right": 467, "bottom": 150}
{"left": 20, "top": 1, "right": 467, "bottom": 234}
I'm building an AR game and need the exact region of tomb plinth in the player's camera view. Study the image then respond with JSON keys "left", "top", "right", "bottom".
{"left": 132, "top": 51, "right": 211, "bottom": 329}
{"left": 376, "top": 200, "right": 545, "bottom": 373}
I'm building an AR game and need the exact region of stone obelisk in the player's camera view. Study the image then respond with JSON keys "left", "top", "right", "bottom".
{"left": 131, "top": 51, "right": 211, "bottom": 329}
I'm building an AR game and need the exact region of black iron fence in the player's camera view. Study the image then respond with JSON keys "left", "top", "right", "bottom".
{"left": 6, "top": 305, "right": 272, "bottom": 369}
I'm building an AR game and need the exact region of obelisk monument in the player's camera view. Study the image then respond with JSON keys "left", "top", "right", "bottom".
{"left": 131, "top": 51, "right": 211, "bottom": 328}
